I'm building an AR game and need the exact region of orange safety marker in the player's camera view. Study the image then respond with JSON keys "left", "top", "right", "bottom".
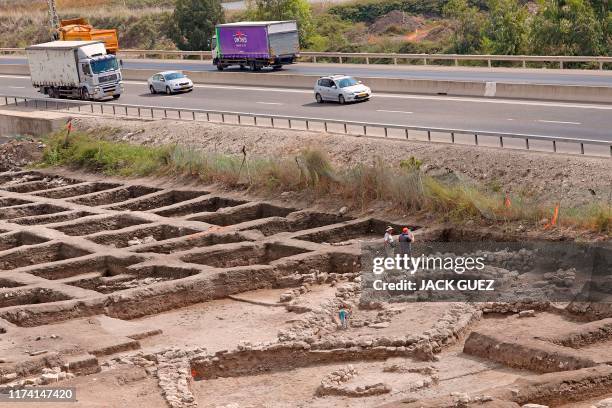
{"left": 544, "top": 204, "right": 560, "bottom": 229}
{"left": 504, "top": 194, "right": 511, "bottom": 209}
{"left": 550, "top": 204, "right": 559, "bottom": 226}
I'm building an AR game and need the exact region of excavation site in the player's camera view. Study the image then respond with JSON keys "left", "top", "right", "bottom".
{"left": 0, "top": 163, "right": 609, "bottom": 408}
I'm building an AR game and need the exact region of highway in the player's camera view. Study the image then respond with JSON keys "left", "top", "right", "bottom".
{"left": 2, "top": 75, "right": 611, "bottom": 142}
{"left": 1, "top": 56, "right": 612, "bottom": 86}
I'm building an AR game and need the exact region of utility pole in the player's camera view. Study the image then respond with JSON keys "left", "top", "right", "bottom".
{"left": 47, "top": 0, "right": 60, "bottom": 38}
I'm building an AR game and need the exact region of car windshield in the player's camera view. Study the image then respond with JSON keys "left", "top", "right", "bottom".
{"left": 164, "top": 72, "right": 186, "bottom": 80}
{"left": 337, "top": 77, "right": 358, "bottom": 88}
{"left": 90, "top": 57, "right": 118, "bottom": 74}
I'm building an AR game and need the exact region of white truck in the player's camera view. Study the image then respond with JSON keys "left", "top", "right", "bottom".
{"left": 26, "top": 40, "right": 123, "bottom": 101}
{"left": 212, "top": 21, "right": 300, "bottom": 71}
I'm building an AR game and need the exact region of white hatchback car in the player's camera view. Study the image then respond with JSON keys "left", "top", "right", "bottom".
{"left": 148, "top": 71, "right": 193, "bottom": 95}
{"left": 314, "top": 75, "right": 371, "bottom": 104}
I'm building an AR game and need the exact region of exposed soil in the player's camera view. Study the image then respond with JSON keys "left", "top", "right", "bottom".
{"left": 0, "top": 138, "right": 45, "bottom": 172}
{"left": 72, "top": 116, "right": 612, "bottom": 209}
{"left": 368, "top": 11, "right": 425, "bottom": 35}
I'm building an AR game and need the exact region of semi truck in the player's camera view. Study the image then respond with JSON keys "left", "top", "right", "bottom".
{"left": 212, "top": 21, "right": 299, "bottom": 71}
{"left": 26, "top": 40, "right": 123, "bottom": 101}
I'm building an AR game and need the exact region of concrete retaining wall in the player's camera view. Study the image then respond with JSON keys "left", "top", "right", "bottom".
{"left": 495, "top": 82, "right": 612, "bottom": 104}
{"left": 0, "top": 109, "right": 70, "bottom": 136}
{"left": 0, "top": 64, "right": 29, "bottom": 76}
{"left": 1, "top": 64, "right": 610, "bottom": 103}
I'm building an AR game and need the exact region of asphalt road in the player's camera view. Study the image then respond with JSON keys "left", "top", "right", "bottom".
{"left": 2, "top": 75, "right": 611, "bottom": 142}
{"left": 2, "top": 56, "right": 612, "bottom": 86}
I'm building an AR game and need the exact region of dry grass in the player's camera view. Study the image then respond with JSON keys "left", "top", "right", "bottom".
{"left": 0, "top": 3, "right": 175, "bottom": 49}
{"left": 40, "top": 130, "right": 611, "bottom": 236}
{"left": 0, "top": 0, "right": 173, "bottom": 13}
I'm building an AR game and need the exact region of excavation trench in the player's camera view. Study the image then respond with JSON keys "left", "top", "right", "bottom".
{"left": 108, "top": 190, "right": 209, "bottom": 212}
{"left": 0, "top": 242, "right": 91, "bottom": 271}
{"left": 68, "top": 185, "right": 161, "bottom": 206}
{"left": 34, "top": 182, "right": 122, "bottom": 199}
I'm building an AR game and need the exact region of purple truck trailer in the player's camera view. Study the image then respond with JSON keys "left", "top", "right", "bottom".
{"left": 212, "top": 21, "right": 299, "bottom": 71}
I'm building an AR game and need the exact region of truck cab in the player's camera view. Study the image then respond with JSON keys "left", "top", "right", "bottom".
{"left": 78, "top": 52, "right": 122, "bottom": 100}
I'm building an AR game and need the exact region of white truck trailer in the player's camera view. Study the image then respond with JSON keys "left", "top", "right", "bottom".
{"left": 26, "top": 40, "right": 123, "bottom": 101}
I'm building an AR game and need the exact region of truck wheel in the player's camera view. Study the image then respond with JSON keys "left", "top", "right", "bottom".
{"left": 339, "top": 95, "right": 346, "bottom": 105}
{"left": 112, "top": 95, "right": 120, "bottom": 100}
{"left": 249, "top": 61, "right": 260, "bottom": 72}
{"left": 315, "top": 93, "right": 323, "bottom": 104}
{"left": 81, "top": 88, "right": 91, "bottom": 101}
{"left": 272, "top": 65, "right": 282, "bottom": 70}
{"left": 216, "top": 63, "right": 224, "bottom": 71}
{"left": 149, "top": 85, "right": 156, "bottom": 94}
{"left": 165, "top": 86, "right": 172, "bottom": 95}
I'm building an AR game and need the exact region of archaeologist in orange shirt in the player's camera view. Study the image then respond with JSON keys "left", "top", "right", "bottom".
{"left": 398, "top": 227, "right": 414, "bottom": 259}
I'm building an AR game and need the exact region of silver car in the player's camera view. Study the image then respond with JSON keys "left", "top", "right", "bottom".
{"left": 314, "top": 75, "right": 371, "bottom": 104}
{"left": 148, "top": 71, "right": 193, "bottom": 95}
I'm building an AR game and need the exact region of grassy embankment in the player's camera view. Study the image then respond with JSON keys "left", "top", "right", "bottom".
{"left": 39, "top": 130, "right": 611, "bottom": 235}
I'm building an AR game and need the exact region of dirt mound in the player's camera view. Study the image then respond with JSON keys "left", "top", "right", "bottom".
{"left": 368, "top": 11, "right": 425, "bottom": 35}
{"left": 0, "top": 138, "right": 45, "bottom": 172}
{"left": 423, "top": 22, "right": 453, "bottom": 42}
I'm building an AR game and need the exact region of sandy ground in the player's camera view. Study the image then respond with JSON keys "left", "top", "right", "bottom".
{"left": 190, "top": 347, "right": 532, "bottom": 408}
{"left": 73, "top": 116, "right": 612, "bottom": 208}
{"left": 134, "top": 295, "right": 294, "bottom": 352}
{"left": 10, "top": 366, "right": 167, "bottom": 408}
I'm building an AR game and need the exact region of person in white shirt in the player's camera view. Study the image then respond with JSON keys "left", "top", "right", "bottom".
{"left": 383, "top": 226, "right": 395, "bottom": 258}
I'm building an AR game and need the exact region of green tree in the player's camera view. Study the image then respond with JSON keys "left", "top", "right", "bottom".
{"left": 443, "top": 0, "right": 486, "bottom": 53}
{"left": 481, "top": 0, "right": 528, "bottom": 54}
{"left": 588, "top": 0, "right": 611, "bottom": 53}
{"left": 171, "top": 0, "right": 225, "bottom": 51}
{"left": 529, "top": 0, "right": 604, "bottom": 55}
{"left": 307, "top": 14, "right": 353, "bottom": 51}
{"left": 245, "top": 0, "right": 314, "bottom": 47}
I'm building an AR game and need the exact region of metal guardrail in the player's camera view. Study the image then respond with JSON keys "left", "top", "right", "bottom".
{"left": 1, "top": 94, "right": 610, "bottom": 157}
{"left": 301, "top": 52, "right": 612, "bottom": 70}
{"left": 2, "top": 48, "right": 611, "bottom": 70}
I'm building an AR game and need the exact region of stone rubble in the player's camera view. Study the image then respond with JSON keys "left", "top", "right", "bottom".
{"left": 518, "top": 310, "right": 536, "bottom": 318}
{"left": 101, "top": 347, "right": 208, "bottom": 408}
{"left": 127, "top": 235, "right": 158, "bottom": 246}
{"left": 595, "top": 398, "right": 612, "bottom": 408}
{"left": 0, "top": 366, "right": 76, "bottom": 389}
{"left": 316, "top": 365, "right": 391, "bottom": 397}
